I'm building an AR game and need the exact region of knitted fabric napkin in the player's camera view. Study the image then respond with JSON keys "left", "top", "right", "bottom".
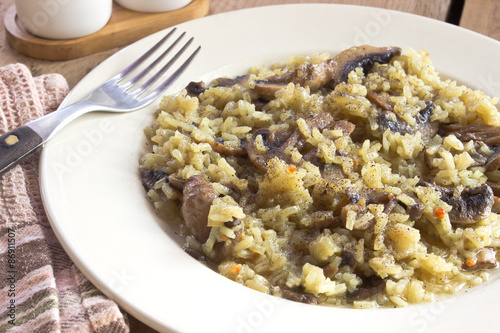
{"left": 0, "top": 64, "right": 129, "bottom": 333}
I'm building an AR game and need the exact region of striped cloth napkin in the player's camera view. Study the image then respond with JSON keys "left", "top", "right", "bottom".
{"left": 0, "top": 64, "right": 129, "bottom": 333}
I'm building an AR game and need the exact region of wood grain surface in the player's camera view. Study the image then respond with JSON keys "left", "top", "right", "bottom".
{"left": 1, "top": 0, "right": 495, "bottom": 332}
{"left": 460, "top": 0, "right": 500, "bottom": 41}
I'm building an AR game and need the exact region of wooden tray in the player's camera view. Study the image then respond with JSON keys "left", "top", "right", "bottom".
{"left": 4, "top": 0, "right": 209, "bottom": 61}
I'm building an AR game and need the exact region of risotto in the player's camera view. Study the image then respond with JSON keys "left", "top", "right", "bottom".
{"left": 139, "top": 45, "right": 500, "bottom": 308}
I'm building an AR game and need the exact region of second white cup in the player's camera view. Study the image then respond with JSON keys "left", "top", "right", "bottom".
{"left": 114, "top": 0, "right": 192, "bottom": 13}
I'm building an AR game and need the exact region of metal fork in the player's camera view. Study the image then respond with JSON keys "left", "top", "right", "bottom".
{"left": 0, "top": 28, "right": 200, "bottom": 177}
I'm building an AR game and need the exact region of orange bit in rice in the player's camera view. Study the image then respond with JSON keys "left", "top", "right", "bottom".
{"left": 435, "top": 208, "right": 446, "bottom": 220}
{"left": 465, "top": 258, "right": 476, "bottom": 267}
{"left": 230, "top": 264, "right": 242, "bottom": 275}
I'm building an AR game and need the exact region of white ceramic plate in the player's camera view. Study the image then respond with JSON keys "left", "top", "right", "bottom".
{"left": 40, "top": 4, "right": 500, "bottom": 333}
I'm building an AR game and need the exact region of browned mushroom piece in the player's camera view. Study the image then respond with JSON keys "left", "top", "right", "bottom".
{"left": 214, "top": 75, "right": 250, "bottom": 87}
{"left": 140, "top": 169, "right": 168, "bottom": 192}
{"left": 246, "top": 128, "right": 293, "bottom": 173}
{"left": 323, "top": 263, "right": 339, "bottom": 278}
{"left": 417, "top": 181, "right": 494, "bottom": 224}
{"left": 446, "top": 185, "right": 494, "bottom": 224}
{"left": 345, "top": 187, "right": 393, "bottom": 205}
{"left": 140, "top": 169, "right": 183, "bottom": 200}
{"left": 247, "top": 113, "right": 351, "bottom": 173}
{"left": 346, "top": 187, "right": 399, "bottom": 215}
{"left": 366, "top": 91, "right": 394, "bottom": 111}
{"left": 252, "top": 80, "right": 288, "bottom": 100}
{"left": 185, "top": 81, "right": 206, "bottom": 97}
{"left": 492, "top": 196, "right": 500, "bottom": 213}
{"left": 332, "top": 120, "right": 356, "bottom": 137}
{"left": 464, "top": 248, "right": 499, "bottom": 270}
{"left": 341, "top": 198, "right": 375, "bottom": 231}
{"left": 168, "top": 173, "right": 186, "bottom": 191}
{"left": 376, "top": 101, "right": 438, "bottom": 139}
{"left": 328, "top": 45, "right": 402, "bottom": 88}
{"left": 347, "top": 275, "right": 386, "bottom": 300}
{"left": 405, "top": 199, "right": 425, "bottom": 221}
{"left": 253, "top": 45, "right": 402, "bottom": 99}
{"left": 205, "top": 137, "right": 247, "bottom": 157}
{"left": 341, "top": 249, "right": 357, "bottom": 272}
{"left": 345, "top": 187, "right": 423, "bottom": 220}
{"left": 215, "top": 229, "right": 243, "bottom": 261}
{"left": 181, "top": 175, "right": 219, "bottom": 243}
{"left": 440, "top": 124, "right": 500, "bottom": 147}
{"left": 280, "top": 286, "right": 319, "bottom": 305}
{"left": 485, "top": 147, "right": 500, "bottom": 171}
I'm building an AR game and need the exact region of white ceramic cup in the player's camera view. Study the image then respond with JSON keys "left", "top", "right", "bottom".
{"left": 15, "top": 0, "right": 113, "bottom": 40}
{"left": 114, "top": 0, "right": 192, "bottom": 13}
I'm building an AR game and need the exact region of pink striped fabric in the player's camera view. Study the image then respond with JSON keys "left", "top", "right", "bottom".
{"left": 0, "top": 64, "right": 129, "bottom": 333}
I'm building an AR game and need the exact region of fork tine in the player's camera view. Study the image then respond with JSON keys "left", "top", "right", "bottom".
{"left": 130, "top": 36, "right": 195, "bottom": 97}
{"left": 122, "top": 32, "right": 186, "bottom": 90}
{"left": 115, "top": 28, "right": 177, "bottom": 82}
{"left": 139, "top": 45, "right": 201, "bottom": 104}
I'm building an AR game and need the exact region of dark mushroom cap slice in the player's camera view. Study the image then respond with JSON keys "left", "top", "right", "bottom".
{"left": 253, "top": 45, "right": 402, "bottom": 99}
{"left": 417, "top": 181, "right": 494, "bottom": 224}
{"left": 181, "top": 175, "right": 219, "bottom": 243}
{"left": 329, "top": 45, "right": 402, "bottom": 88}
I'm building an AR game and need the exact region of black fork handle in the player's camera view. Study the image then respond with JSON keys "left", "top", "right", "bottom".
{"left": 0, "top": 125, "right": 43, "bottom": 177}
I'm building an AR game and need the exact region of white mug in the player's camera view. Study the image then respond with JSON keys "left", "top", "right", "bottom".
{"left": 15, "top": 0, "right": 113, "bottom": 40}
{"left": 114, "top": 0, "right": 192, "bottom": 13}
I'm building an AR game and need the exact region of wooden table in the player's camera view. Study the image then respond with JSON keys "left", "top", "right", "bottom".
{"left": 1, "top": 0, "right": 498, "bottom": 332}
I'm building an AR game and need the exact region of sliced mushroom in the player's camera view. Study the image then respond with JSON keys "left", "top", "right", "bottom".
{"left": 329, "top": 45, "right": 402, "bottom": 88}
{"left": 323, "top": 263, "right": 339, "bottom": 278}
{"left": 254, "top": 45, "right": 401, "bottom": 99}
{"left": 345, "top": 187, "right": 393, "bottom": 205}
{"left": 181, "top": 175, "right": 219, "bottom": 243}
{"left": 332, "top": 120, "right": 356, "bottom": 137}
{"left": 345, "top": 187, "right": 400, "bottom": 217}
{"left": 440, "top": 124, "right": 500, "bottom": 147}
{"left": 253, "top": 80, "right": 288, "bottom": 100}
{"left": 341, "top": 249, "right": 357, "bottom": 272}
{"left": 246, "top": 128, "right": 293, "bottom": 172}
{"left": 215, "top": 229, "right": 243, "bottom": 261}
{"left": 214, "top": 75, "right": 250, "bottom": 87}
{"left": 400, "top": 192, "right": 425, "bottom": 221}
{"left": 417, "top": 181, "right": 494, "bottom": 224}
{"left": 347, "top": 275, "right": 386, "bottom": 300}
{"left": 446, "top": 185, "right": 494, "bottom": 224}
{"left": 183, "top": 246, "right": 207, "bottom": 264}
{"left": 168, "top": 173, "right": 186, "bottom": 191}
{"left": 140, "top": 169, "right": 169, "bottom": 192}
{"left": 280, "top": 286, "right": 318, "bottom": 304}
{"left": 140, "top": 169, "right": 182, "bottom": 199}
{"left": 488, "top": 182, "right": 500, "bottom": 196}
{"left": 464, "top": 248, "right": 499, "bottom": 270}
{"left": 247, "top": 113, "right": 350, "bottom": 172}
{"left": 376, "top": 101, "right": 438, "bottom": 139}
{"left": 366, "top": 91, "right": 394, "bottom": 111}
{"left": 485, "top": 147, "right": 500, "bottom": 171}
{"left": 346, "top": 187, "right": 423, "bottom": 220}
{"left": 493, "top": 196, "right": 500, "bottom": 213}
{"left": 341, "top": 198, "right": 375, "bottom": 231}
{"left": 185, "top": 81, "right": 206, "bottom": 97}
{"left": 206, "top": 138, "right": 247, "bottom": 157}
